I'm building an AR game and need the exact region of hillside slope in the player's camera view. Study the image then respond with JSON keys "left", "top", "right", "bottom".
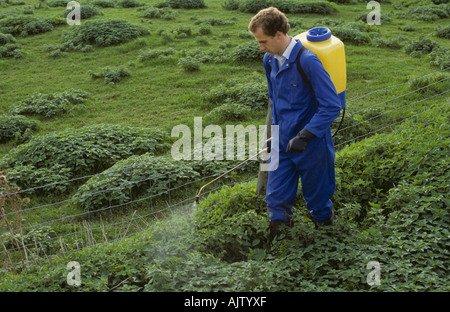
{"left": 1, "top": 106, "right": 448, "bottom": 292}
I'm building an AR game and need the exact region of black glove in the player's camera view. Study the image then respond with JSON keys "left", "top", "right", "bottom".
{"left": 286, "top": 129, "right": 316, "bottom": 153}
{"left": 263, "top": 137, "right": 272, "bottom": 153}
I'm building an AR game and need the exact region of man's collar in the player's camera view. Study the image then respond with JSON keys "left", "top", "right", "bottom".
{"left": 274, "top": 36, "right": 296, "bottom": 61}
{"left": 282, "top": 36, "right": 296, "bottom": 60}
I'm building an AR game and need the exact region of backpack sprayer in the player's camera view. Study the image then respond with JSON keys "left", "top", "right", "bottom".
{"left": 294, "top": 27, "right": 347, "bottom": 136}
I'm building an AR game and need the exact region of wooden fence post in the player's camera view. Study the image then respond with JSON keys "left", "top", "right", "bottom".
{"left": 256, "top": 100, "right": 271, "bottom": 196}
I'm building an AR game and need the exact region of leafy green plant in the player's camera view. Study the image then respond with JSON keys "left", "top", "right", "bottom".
{"left": 0, "top": 115, "right": 39, "bottom": 143}
{"left": 222, "top": 0, "right": 239, "bottom": 10}
{"left": 160, "top": 31, "right": 176, "bottom": 44}
{"left": 0, "top": 15, "right": 64, "bottom": 37}
{"left": 178, "top": 56, "right": 201, "bottom": 72}
{"left": 237, "top": 0, "right": 337, "bottom": 14}
{"left": 372, "top": 35, "right": 406, "bottom": 49}
{"left": 231, "top": 41, "right": 264, "bottom": 63}
{"left": 88, "top": 66, "right": 130, "bottom": 85}
{"left": 195, "top": 180, "right": 268, "bottom": 262}
{"left": 117, "top": 0, "right": 143, "bottom": 8}
{"left": 173, "top": 25, "right": 192, "bottom": 38}
{"left": 182, "top": 48, "right": 214, "bottom": 63}
{"left": 332, "top": 26, "right": 371, "bottom": 45}
{"left": 62, "top": 5, "right": 103, "bottom": 20}
{"left": 155, "top": 0, "right": 207, "bottom": 9}
{"left": 9, "top": 89, "right": 88, "bottom": 118}
{"left": 196, "top": 37, "right": 209, "bottom": 46}
{"left": 47, "top": 0, "right": 69, "bottom": 7}
{"left": 87, "top": 0, "right": 117, "bottom": 8}
{"left": 428, "top": 47, "right": 449, "bottom": 70}
{"left": 137, "top": 47, "right": 176, "bottom": 62}
{"left": 198, "top": 25, "right": 212, "bottom": 36}
{"left": 435, "top": 25, "right": 450, "bottom": 39}
{"left": 202, "top": 79, "right": 268, "bottom": 110}
{"left": 1, "top": 226, "right": 57, "bottom": 256}
{"left": 0, "top": 37, "right": 23, "bottom": 58}
{"left": 141, "top": 7, "right": 177, "bottom": 20}
{"left": 409, "top": 74, "right": 450, "bottom": 96}
{"left": 287, "top": 0, "right": 339, "bottom": 14}
{"left": 46, "top": 48, "right": 66, "bottom": 58}
{"left": 398, "top": 25, "right": 416, "bottom": 32}
{"left": 205, "top": 103, "right": 251, "bottom": 123}
{"left": 405, "top": 3, "right": 450, "bottom": 21}
{"left": 328, "top": 0, "right": 352, "bottom": 3}
{"left": 60, "top": 19, "right": 149, "bottom": 51}
{"left": 3, "top": 164, "right": 72, "bottom": 194}
{"left": 70, "top": 154, "right": 199, "bottom": 212}
{"left": 0, "top": 124, "right": 171, "bottom": 193}
{"left": 404, "top": 37, "right": 440, "bottom": 57}
{"left": 0, "top": 231, "right": 151, "bottom": 291}
{"left": 194, "top": 17, "right": 235, "bottom": 26}
{"left": 333, "top": 107, "right": 449, "bottom": 221}
{"left": 0, "top": 31, "right": 15, "bottom": 45}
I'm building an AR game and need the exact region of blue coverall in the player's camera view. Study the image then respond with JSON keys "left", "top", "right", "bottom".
{"left": 264, "top": 39, "right": 341, "bottom": 223}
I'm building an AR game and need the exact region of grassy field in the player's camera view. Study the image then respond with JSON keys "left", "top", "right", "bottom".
{"left": 0, "top": 0, "right": 447, "bottom": 138}
{"left": 0, "top": 0, "right": 449, "bottom": 293}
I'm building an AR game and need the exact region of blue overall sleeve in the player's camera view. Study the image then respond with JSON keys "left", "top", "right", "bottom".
{"left": 263, "top": 53, "right": 272, "bottom": 94}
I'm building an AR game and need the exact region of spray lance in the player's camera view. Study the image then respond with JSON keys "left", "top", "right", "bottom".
{"left": 193, "top": 147, "right": 269, "bottom": 208}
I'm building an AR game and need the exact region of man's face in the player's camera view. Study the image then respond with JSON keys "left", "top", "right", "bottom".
{"left": 253, "top": 27, "right": 284, "bottom": 56}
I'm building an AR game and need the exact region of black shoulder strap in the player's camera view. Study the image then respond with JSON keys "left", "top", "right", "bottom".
{"left": 297, "top": 46, "right": 314, "bottom": 92}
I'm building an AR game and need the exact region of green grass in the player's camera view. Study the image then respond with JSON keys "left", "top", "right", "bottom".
{"left": 0, "top": 0, "right": 447, "bottom": 140}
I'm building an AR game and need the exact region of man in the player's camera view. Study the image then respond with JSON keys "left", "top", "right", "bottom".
{"left": 249, "top": 7, "right": 341, "bottom": 237}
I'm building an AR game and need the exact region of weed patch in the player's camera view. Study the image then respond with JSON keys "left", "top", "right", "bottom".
{"left": 88, "top": 66, "right": 131, "bottom": 85}
{"left": 0, "top": 31, "right": 23, "bottom": 58}
{"left": 0, "top": 15, "right": 64, "bottom": 37}
{"left": 156, "top": 0, "right": 207, "bottom": 9}
{"left": 9, "top": 89, "right": 88, "bottom": 118}
{"left": 0, "top": 125, "right": 170, "bottom": 193}
{"left": 60, "top": 19, "right": 149, "bottom": 51}
{"left": 70, "top": 154, "right": 199, "bottom": 212}
{"left": 234, "top": 0, "right": 337, "bottom": 15}
{"left": 62, "top": 5, "right": 103, "bottom": 20}
{"left": 0, "top": 115, "right": 39, "bottom": 144}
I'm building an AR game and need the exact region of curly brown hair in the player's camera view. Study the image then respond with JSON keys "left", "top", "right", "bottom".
{"left": 248, "top": 7, "right": 291, "bottom": 36}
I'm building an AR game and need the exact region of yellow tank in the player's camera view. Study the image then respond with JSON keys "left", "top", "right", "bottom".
{"left": 294, "top": 27, "right": 346, "bottom": 108}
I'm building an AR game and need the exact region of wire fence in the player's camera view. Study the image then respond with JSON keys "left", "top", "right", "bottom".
{"left": 0, "top": 67, "right": 449, "bottom": 272}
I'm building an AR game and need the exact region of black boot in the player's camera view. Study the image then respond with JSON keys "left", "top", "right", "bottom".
{"left": 269, "top": 220, "right": 291, "bottom": 241}
{"left": 308, "top": 211, "right": 334, "bottom": 229}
